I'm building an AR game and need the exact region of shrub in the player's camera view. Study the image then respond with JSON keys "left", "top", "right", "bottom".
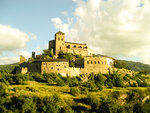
{"left": 81, "top": 87, "right": 88, "bottom": 95}
{"left": 87, "top": 94, "right": 100, "bottom": 111}
{"left": 57, "top": 79, "right": 65, "bottom": 86}
{"left": 86, "top": 82, "right": 97, "bottom": 91}
{"left": 106, "top": 81, "right": 113, "bottom": 88}
{"left": 96, "top": 83, "right": 103, "bottom": 91}
{"left": 112, "top": 91, "right": 120, "bottom": 99}
{"left": 70, "top": 87, "right": 81, "bottom": 96}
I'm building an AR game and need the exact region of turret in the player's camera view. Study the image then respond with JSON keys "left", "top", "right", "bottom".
{"left": 55, "top": 31, "right": 65, "bottom": 56}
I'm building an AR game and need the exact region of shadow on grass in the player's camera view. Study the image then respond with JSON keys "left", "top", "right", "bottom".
{"left": 71, "top": 105, "right": 88, "bottom": 112}
{"left": 74, "top": 98, "right": 89, "bottom": 105}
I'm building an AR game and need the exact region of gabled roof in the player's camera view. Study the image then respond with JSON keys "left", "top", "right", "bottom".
{"left": 55, "top": 31, "right": 65, "bottom": 35}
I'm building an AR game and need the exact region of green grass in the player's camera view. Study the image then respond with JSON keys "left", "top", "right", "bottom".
{"left": 7, "top": 81, "right": 150, "bottom": 111}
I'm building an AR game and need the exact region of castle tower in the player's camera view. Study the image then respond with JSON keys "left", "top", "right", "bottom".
{"left": 55, "top": 31, "right": 65, "bottom": 56}
{"left": 32, "top": 51, "right": 35, "bottom": 58}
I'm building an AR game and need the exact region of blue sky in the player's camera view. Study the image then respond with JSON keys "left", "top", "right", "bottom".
{"left": 0, "top": 0, "right": 75, "bottom": 51}
{"left": 0, "top": 0, "right": 150, "bottom": 64}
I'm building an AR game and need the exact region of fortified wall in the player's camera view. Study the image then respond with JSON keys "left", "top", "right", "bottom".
{"left": 18, "top": 31, "right": 115, "bottom": 76}
{"left": 18, "top": 56, "right": 114, "bottom": 76}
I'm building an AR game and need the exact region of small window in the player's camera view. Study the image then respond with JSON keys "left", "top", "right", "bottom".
{"left": 74, "top": 45, "right": 76, "bottom": 48}
{"left": 51, "top": 67, "right": 53, "bottom": 69}
{"left": 67, "top": 45, "right": 70, "bottom": 48}
{"left": 98, "top": 61, "right": 100, "bottom": 64}
{"left": 64, "top": 66, "right": 66, "bottom": 68}
{"left": 95, "top": 61, "right": 96, "bottom": 64}
{"left": 60, "top": 47, "right": 61, "bottom": 50}
{"left": 87, "top": 61, "right": 89, "bottom": 64}
{"left": 58, "top": 68, "right": 59, "bottom": 71}
{"left": 62, "top": 38, "right": 63, "bottom": 41}
{"left": 58, "top": 38, "right": 60, "bottom": 41}
{"left": 91, "top": 61, "right": 93, "bottom": 64}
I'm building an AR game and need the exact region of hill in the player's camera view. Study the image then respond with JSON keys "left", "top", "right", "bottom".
{"left": 118, "top": 60, "right": 150, "bottom": 73}
{"left": 0, "top": 62, "right": 19, "bottom": 73}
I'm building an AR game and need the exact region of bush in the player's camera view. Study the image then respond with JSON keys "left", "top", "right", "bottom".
{"left": 86, "top": 82, "right": 97, "bottom": 91}
{"left": 81, "top": 87, "right": 88, "bottom": 95}
{"left": 70, "top": 87, "right": 81, "bottom": 96}
{"left": 87, "top": 94, "right": 100, "bottom": 111}
{"left": 112, "top": 91, "right": 120, "bottom": 99}
{"left": 106, "top": 81, "right": 113, "bottom": 88}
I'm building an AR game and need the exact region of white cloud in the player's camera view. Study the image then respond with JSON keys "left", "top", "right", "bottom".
{"left": 29, "top": 32, "right": 37, "bottom": 40}
{"left": 44, "top": 43, "right": 48, "bottom": 49}
{"left": 51, "top": 18, "right": 69, "bottom": 33}
{"left": 33, "top": 46, "right": 43, "bottom": 55}
{"left": 16, "top": 50, "right": 31, "bottom": 59}
{"left": 0, "top": 24, "right": 29, "bottom": 53}
{"left": 52, "top": 0, "right": 150, "bottom": 64}
{"left": 0, "top": 57, "right": 19, "bottom": 65}
{"left": 61, "top": 11, "right": 68, "bottom": 16}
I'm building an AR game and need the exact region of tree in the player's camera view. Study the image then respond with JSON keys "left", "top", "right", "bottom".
{"left": 43, "top": 49, "right": 53, "bottom": 57}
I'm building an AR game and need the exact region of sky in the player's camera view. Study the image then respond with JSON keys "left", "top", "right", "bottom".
{"left": 0, "top": 0, "right": 150, "bottom": 65}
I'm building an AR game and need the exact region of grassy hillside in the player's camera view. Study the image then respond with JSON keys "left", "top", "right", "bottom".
{"left": 119, "top": 60, "right": 150, "bottom": 73}
{"left": 0, "top": 62, "right": 19, "bottom": 73}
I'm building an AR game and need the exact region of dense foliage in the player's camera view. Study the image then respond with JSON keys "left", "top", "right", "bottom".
{"left": 119, "top": 60, "right": 150, "bottom": 74}
{"left": 58, "top": 51, "right": 83, "bottom": 67}
{"left": 0, "top": 70, "right": 150, "bottom": 113}
{"left": 0, "top": 63, "right": 19, "bottom": 73}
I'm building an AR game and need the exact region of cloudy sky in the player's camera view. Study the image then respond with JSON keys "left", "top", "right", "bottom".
{"left": 1, "top": 0, "right": 150, "bottom": 65}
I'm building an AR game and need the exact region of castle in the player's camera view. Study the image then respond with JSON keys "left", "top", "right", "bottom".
{"left": 49, "top": 31, "right": 92, "bottom": 57}
{"left": 17, "top": 31, "right": 114, "bottom": 76}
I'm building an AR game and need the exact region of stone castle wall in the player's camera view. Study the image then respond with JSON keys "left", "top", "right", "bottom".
{"left": 49, "top": 31, "right": 88, "bottom": 57}
{"left": 28, "top": 62, "right": 42, "bottom": 73}
{"left": 80, "top": 57, "right": 109, "bottom": 74}
{"left": 41, "top": 60, "right": 69, "bottom": 75}
{"left": 67, "top": 67, "right": 80, "bottom": 77}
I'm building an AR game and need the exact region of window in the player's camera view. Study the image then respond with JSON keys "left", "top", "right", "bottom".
{"left": 64, "top": 66, "right": 66, "bottom": 68}
{"left": 58, "top": 38, "right": 60, "bottom": 41}
{"left": 91, "top": 61, "right": 93, "bottom": 64}
{"left": 74, "top": 45, "right": 76, "bottom": 48}
{"left": 101, "top": 61, "right": 103, "bottom": 64}
{"left": 78, "top": 46, "right": 82, "bottom": 48}
{"left": 98, "top": 61, "right": 100, "bottom": 64}
{"left": 87, "top": 61, "right": 89, "bottom": 64}
{"left": 62, "top": 38, "right": 63, "bottom": 41}
{"left": 60, "top": 47, "right": 61, "bottom": 50}
{"left": 58, "top": 68, "right": 59, "bottom": 71}
{"left": 51, "top": 67, "right": 53, "bottom": 69}
{"left": 67, "top": 45, "right": 70, "bottom": 48}
{"left": 95, "top": 61, "right": 96, "bottom": 64}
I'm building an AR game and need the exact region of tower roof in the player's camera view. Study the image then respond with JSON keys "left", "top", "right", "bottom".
{"left": 55, "top": 31, "right": 65, "bottom": 35}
